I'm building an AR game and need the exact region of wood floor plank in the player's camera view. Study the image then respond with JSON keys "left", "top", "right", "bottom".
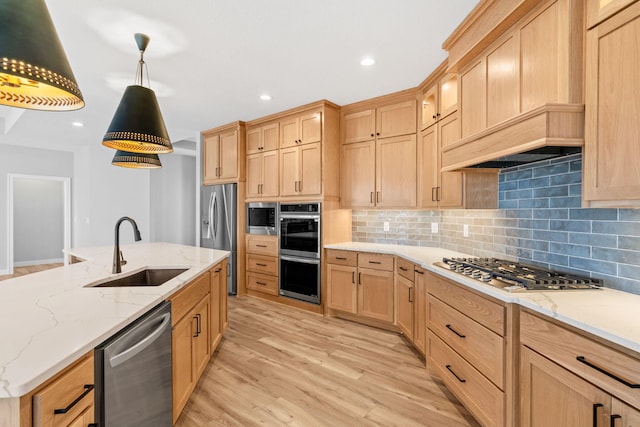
{"left": 175, "top": 296, "right": 480, "bottom": 427}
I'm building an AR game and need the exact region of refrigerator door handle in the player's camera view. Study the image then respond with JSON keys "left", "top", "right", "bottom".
{"left": 212, "top": 191, "right": 218, "bottom": 239}
{"left": 221, "top": 186, "right": 233, "bottom": 246}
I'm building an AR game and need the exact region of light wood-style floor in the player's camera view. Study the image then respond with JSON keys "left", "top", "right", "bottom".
{"left": 176, "top": 296, "right": 479, "bottom": 427}
{"left": 0, "top": 263, "right": 63, "bottom": 281}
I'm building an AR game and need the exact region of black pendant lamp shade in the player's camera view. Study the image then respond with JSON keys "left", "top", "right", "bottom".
{"left": 112, "top": 150, "right": 162, "bottom": 169}
{"left": 102, "top": 33, "right": 172, "bottom": 154}
{"left": 0, "top": 0, "right": 84, "bottom": 110}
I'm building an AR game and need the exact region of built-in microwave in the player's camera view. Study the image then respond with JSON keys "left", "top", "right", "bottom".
{"left": 246, "top": 202, "right": 278, "bottom": 235}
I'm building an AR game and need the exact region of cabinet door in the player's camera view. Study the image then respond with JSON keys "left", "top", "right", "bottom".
{"left": 420, "top": 85, "right": 438, "bottom": 130}
{"left": 376, "top": 134, "right": 416, "bottom": 208}
{"left": 279, "top": 146, "right": 299, "bottom": 196}
{"left": 246, "top": 153, "right": 263, "bottom": 198}
{"left": 340, "top": 141, "right": 375, "bottom": 207}
{"left": 172, "top": 314, "right": 194, "bottom": 421}
{"left": 439, "top": 74, "right": 458, "bottom": 119}
{"left": 280, "top": 117, "right": 300, "bottom": 148}
{"left": 299, "top": 111, "right": 322, "bottom": 145}
{"left": 262, "top": 150, "right": 280, "bottom": 197}
{"left": 326, "top": 264, "right": 357, "bottom": 313}
{"left": 417, "top": 125, "right": 438, "bottom": 208}
{"left": 438, "top": 113, "right": 464, "bottom": 208}
{"left": 221, "top": 259, "right": 228, "bottom": 332}
{"left": 262, "top": 122, "right": 280, "bottom": 151}
{"left": 246, "top": 127, "right": 262, "bottom": 154}
{"left": 210, "top": 267, "right": 222, "bottom": 352}
{"left": 584, "top": 3, "right": 640, "bottom": 203}
{"left": 358, "top": 268, "right": 394, "bottom": 323}
{"left": 343, "top": 109, "right": 376, "bottom": 144}
{"left": 202, "top": 134, "right": 220, "bottom": 183}
{"left": 520, "top": 346, "right": 610, "bottom": 427}
{"left": 396, "top": 274, "right": 414, "bottom": 340}
{"left": 192, "top": 296, "right": 210, "bottom": 379}
{"left": 413, "top": 269, "right": 427, "bottom": 355}
{"left": 587, "top": 0, "right": 637, "bottom": 28}
{"left": 218, "top": 130, "right": 238, "bottom": 180}
{"left": 376, "top": 100, "right": 417, "bottom": 138}
{"left": 611, "top": 398, "right": 640, "bottom": 426}
{"left": 460, "top": 58, "right": 487, "bottom": 138}
{"left": 299, "top": 142, "right": 321, "bottom": 195}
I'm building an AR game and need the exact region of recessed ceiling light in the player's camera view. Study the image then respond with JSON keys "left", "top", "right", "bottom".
{"left": 260, "top": 94, "right": 272, "bottom": 101}
{"left": 72, "top": 121, "right": 85, "bottom": 127}
{"left": 360, "top": 57, "right": 376, "bottom": 67}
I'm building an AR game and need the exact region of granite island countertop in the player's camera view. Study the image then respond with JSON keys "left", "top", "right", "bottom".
{"left": 0, "top": 242, "right": 228, "bottom": 399}
{"left": 325, "top": 242, "right": 640, "bottom": 356}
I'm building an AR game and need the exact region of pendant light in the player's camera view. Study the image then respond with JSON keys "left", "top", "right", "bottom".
{"left": 0, "top": 0, "right": 84, "bottom": 110}
{"left": 102, "top": 33, "right": 172, "bottom": 154}
{"left": 111, "top": 150, "right": 162, "bottom": 169}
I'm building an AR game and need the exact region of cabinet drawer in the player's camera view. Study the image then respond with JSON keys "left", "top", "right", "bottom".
{"left": 427, "top": 273, "right": 505, "bottom": 335}
{"left": 246, "top": 272, "right": 279, "bottom": 296}
{"left": 33, "top": 352, "right": 95, "bottom": 427}
{"left": 246, "top": 235, "right": 279, "bottom": 256}
{"left": 521, "top": 311, "right": 640, "bottom": 409}
{"left": 247, "top": 253, "right": 278, "bottom": 276}
{"left": 358, "top": 253, "right": 394, "bottom": 271}
{"left": 429, "top": 332, "right": 504, "bottom": 427}
{"left": 396, "top": 258, "right": 415, "bottom": 281}
{"left": 429, "top": 297, "right": 504, "bottom": 389}
{"left": 326, "top": 249, "right": 357, "bottom": 266}
{"left": 170, "top": 272, "right": 210, "bottom": 326}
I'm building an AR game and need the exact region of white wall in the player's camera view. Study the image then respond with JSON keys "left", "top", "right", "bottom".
{"left": 72, "top": 146, "right": 150, "bottom": 248}
{"left": 150, "top": 154, "right": 196, "bottom": 245}
{"left": 13, "top": 178, "right": 65, "bottom": 264}
{"left": 0, "top": 145, "right": 73, "bottom": 272}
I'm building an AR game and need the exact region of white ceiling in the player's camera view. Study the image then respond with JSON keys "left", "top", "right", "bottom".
{"left": 0, "top": 0, "right": 477, "bottom": 153}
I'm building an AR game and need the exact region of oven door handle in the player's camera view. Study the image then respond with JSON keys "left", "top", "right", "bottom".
{"left": 280, "top": 214, "right": 320, "bottom": 220}
{"left": 280, "top": 255, "right": 320, "bottom": 264}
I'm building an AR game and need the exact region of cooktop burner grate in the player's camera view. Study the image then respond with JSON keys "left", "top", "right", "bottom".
{"left": 436, "top": 257, "right": 603, "bottom": 292}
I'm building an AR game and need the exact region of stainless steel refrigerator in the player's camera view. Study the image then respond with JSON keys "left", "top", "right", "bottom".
{"left": 201, "top": 183, "right": 237, "bottom": 295}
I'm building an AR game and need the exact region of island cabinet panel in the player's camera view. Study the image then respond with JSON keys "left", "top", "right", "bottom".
{"left": 583, "top": 1, "right": 640, "bottom": 206}
{"left": 30, "top": 352, "right": 94, "bottom": 427}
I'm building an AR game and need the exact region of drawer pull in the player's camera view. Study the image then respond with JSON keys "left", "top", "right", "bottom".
{"left": 445, "top": 365, "right": 466, "bottom": 383}
{"left": 446, "top": 324, "right": 466, "bottom": 338}
{"left": 352, "top": 272, "right": 355, "bottom": 284}
{"left": 256, "top": 244, "right": 268, "bottom": 248}
{"left": 335, "top": 257, "right": 347, "bottom": 260}
{"left": 593, "top": 403, "right": 604, "bottom": 427}
{"left": 368, "top": 261, "right": 382, "bottom": 265}
{"left": 414, "top": 269, "right": 424, "bottom": 275}
{"left": 256, "top": 263, "right": 268, "bottom": 267}
{"left": 53, "top": 384, "right": 94, "bottom": 414}
{"left": 256, "top": 281, "right": 268, "bottom": 286}
{"left": 215, "top": 268, "right": 222, "bottom": 273}
{"left": 577, "top": 356, "right": 640, "bottom": 388}
{"left": 399, "top": 266, "right": 408, "bottom": 271}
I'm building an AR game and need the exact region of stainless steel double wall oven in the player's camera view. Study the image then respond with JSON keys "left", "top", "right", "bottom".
{"left": 279, "top": 203, "right": 321, "bottom": 304}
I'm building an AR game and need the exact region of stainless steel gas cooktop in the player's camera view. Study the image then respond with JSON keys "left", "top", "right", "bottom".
{"left": 434, "top": 257, "right": 603, "bottom": 292}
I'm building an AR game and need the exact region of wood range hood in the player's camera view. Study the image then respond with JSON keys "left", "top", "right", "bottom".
{"left": 439, "top": 0, "right": 585, "bottom": 172}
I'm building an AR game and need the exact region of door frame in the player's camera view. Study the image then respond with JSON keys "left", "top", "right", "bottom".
{"left": 6, "top": 174, "right": 71, "bottom": 275}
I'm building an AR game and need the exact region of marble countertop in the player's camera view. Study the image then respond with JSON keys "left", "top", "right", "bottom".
{"left": 0, "top": 242, "right": 228, "bottom": 398}
{"left": 326, "top": 242, "right": 640, "bottom": 356}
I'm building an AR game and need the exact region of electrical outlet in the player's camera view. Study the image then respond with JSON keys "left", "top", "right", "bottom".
{"left": 383, "top": 221, "right": 390, "bottom": 232}
{"left": 463, "top": 224, "right": 469, "bottom": 237}
{"left": 431, "top": 222, "right": 438, "bottom": 233}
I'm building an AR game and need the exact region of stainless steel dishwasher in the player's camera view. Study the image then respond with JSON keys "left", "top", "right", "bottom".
{"left": 95, "top": 301, "right": 172, "bottom": 426}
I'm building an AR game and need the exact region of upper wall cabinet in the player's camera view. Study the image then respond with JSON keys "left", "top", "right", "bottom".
{"left": 247, "top": 122, "right": 279, "bottom": 154}
{"left": 343, "top": 97, "right": 417, "bottom": 144}
{"left": 583, "top": 1, "right": 640, "bottom": 207}
{"left": 202, "top": 121, "right": 246, "bottom": 185}
{"left": 419, "top": 68, "right": 458, "bottom": 131}
{"left": 440, "top": 0, "right": 586, "bottom": 171}
{"left": 280, "top": 112, "right": 322, "bottom": 149}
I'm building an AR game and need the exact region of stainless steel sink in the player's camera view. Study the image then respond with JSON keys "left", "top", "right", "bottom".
{"left": 86, "top": 268, "right": 189, "bottom": 288}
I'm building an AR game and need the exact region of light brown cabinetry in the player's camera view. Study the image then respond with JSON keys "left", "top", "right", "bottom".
{"left": 170, "top": 272, "right": 211, "bottom": 423}
{"left": 426, "top": 273, "right": 508, "bottom": 427}
{"left": 326, "top": 250, "right": 395, "bottom": 324}
{"left": 395, "top": 258, "right": 415, "bottom": 341}
{"left": 280, "top": 142, "right": 321, "bottom": 196}
{"left": 583, "top": 1, "right": 640, "bottom": 207}
{"left": 210, "top": 260, "right": 228, "bottom": 353}
{"left": 587, "top": 0, "right": 637, "bottom": 28}
{"left": 280, "top": 111, "right": 322, "bottom": 148}
{"left": 246, "top": 150, "right": 279, "bottom": 198}
{"left": 29, "top": 352, "right": 94, "bottom": 427}
{"left": 340, "top": 95, "right": 417, "bottom": 208}
{"left": 246, "top": 235, "right": 279, "bottom": 297}
{"left": 412, "top": 267, "right": 427, "bottom": 356}
{"left": 247, "top": 122, "right": 279, "bottom": 154}
{"left": 202, "top": 122, "right": 246, "bottom": 185}
{"left": 419, "top": 70, "right": 457, "bottom": 131}
{"left": 520, "top": 310, "right": 640, "bottom": 426}
{"left": 441, "top": 0, "right": 585, "bottom": 171}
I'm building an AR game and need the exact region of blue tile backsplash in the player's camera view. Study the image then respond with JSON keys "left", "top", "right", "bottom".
{"left": 351, "top": 154, "right": 640, "bottom": 295}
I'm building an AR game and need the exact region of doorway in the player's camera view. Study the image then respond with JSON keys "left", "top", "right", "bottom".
{"left": 6, "top": 174, "right": 71, "bottom": 275}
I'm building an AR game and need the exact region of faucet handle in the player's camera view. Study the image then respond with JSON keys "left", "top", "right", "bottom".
{"left": 119, "top": 251, "right": 127, "bottom": 266}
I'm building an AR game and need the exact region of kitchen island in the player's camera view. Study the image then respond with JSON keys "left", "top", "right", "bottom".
{"left": 0, "top": 242, "right": 228, "bottom": 426}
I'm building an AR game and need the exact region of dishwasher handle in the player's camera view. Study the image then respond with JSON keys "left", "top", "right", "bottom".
{"left": 109, "top": 313, "right": 171, "bottom": 368}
